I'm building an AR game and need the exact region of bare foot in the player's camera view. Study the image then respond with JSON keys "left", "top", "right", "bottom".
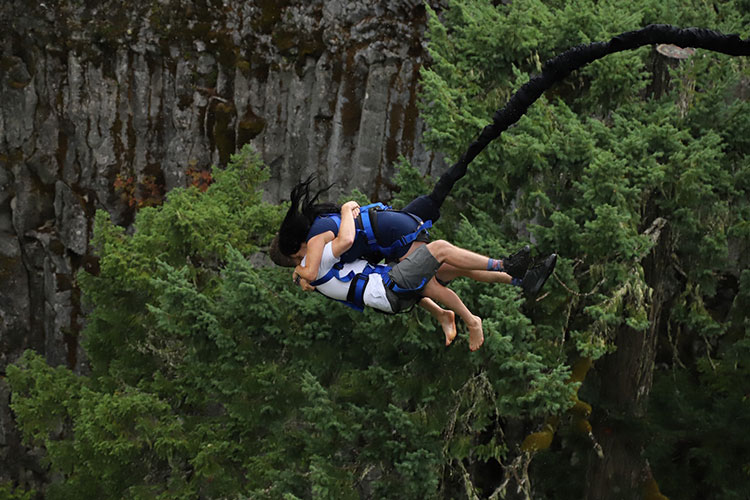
{"left": 467, "top": 316, "right": 484, "bottom": 351}
{"left": 439, "top": 310, "right": 456, "bottom": 346}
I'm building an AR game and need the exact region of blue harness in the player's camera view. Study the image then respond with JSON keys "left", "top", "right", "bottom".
{"left": 319, "top": 203, "right": 432, "bottom": 260}
{"left": 310, "top": 260, "right": 429, "bottom": 312}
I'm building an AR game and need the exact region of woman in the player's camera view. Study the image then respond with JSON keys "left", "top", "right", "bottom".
{"left": 275, "top": 177, "right": 439, "bottom": 266}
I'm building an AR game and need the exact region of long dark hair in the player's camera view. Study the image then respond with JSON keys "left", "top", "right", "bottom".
{"left": 277, "top": 176, "right": 339, "bottom": 256}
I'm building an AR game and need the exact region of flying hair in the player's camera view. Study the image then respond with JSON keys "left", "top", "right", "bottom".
{"left": 277, "top": 176, "right": 339, "bottom": 257}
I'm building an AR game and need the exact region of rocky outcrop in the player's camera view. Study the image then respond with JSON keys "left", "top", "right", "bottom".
{"left": 0, "top": 0, "right": 445, "bottom": 488}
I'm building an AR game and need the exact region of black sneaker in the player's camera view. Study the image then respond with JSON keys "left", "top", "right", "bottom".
{"left": 502, "top": 245, "right": 532, "bottom": 278}
{"left": 522, "top": 254, "right": 557, "bottom": 298}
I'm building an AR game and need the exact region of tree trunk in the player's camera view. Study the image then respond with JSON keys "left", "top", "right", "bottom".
{"left": 585, "top": 219, "right": 678, "bottom": 499}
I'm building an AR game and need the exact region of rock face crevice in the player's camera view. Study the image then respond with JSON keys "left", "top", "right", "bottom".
{"left": 0, "top": 0, "right": 445, "bottom": 488}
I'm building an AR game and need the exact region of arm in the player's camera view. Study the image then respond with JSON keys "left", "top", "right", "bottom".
{"left": 293, "top": 201, "right": 359, "bottom": 285}
{"left": 294, "top": 231, "right": 334, "bottom": 282}
{"left": 331, "top": 201, "right": 360, "bottom": 258}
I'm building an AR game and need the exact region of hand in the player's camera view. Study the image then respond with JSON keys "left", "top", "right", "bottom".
{"left": 342, "top": 201, "right": 360, "bottom": 219}
{"left": 294, "top": 264, "right": 305, "bottom": 278}
{"left": 293, "top": 269, "right": 316, "bottom": 292}
{"left": 292, "top": 271, "right": 315, "bottom": 291}
{"left": 299, "top": 277, "right": 316, "bottom": 292}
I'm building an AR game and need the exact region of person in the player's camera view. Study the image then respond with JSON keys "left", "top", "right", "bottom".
{"left": 275, "top": 177, "right": 435, "bottom": 265}
{"left": 271, "top": 177, "right": 534, "bottom": 287}
{"left": 294, "top": 201, "right": 558, "bottom": 351}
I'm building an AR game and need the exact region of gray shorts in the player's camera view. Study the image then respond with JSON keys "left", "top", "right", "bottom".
{"left": 384, "top": 244, "right": 440, "bottom": 313}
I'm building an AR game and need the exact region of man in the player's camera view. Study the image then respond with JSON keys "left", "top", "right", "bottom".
{"left": 272, "top": 173, "right": 533, "bottom": 283}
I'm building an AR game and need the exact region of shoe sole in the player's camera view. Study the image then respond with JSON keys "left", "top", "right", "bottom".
{"left": 525, "top": 254, "right": 557, "bottom": 297}
{"left": 507, "top": 245, "right": 532, "bottom": 278}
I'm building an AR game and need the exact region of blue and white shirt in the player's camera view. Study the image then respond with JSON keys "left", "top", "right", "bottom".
{"left": 302, "top": 242, "right": 394, "bottom": 313}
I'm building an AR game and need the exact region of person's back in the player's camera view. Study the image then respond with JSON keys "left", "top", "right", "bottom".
{"left": 306, "top": 208, "right": 427, "bottom": 263}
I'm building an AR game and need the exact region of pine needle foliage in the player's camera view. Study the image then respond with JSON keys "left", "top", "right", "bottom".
{"left": 418, "top": 0, "right": 750, "bottom": 497}
{"left": 8, "top": 143, "right": 574, "bottom": 499}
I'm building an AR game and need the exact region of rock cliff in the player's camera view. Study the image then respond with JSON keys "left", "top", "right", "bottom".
{"left": 0, "top": 0, "right": 445, "bottom": 487}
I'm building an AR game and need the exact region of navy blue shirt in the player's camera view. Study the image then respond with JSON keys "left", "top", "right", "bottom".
{"left": 306, "top": 211, "right": 421, "bottom": 263}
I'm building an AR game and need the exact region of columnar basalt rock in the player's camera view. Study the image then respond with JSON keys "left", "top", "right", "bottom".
{"left": 0, "top": 0, "right": 446, "bottom": 488}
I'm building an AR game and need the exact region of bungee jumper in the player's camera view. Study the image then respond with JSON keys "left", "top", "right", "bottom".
{"left": 272, "top": 175, "right": 555, "bottom": 350}
{"left": 272, "top": 165, "right": 536, "bottom": 277}
{"left": 275, "top": 171, "right": 545, "bottom": 282}
{"left": 295, "top": 200, "right": 557, "bottom": 351}
{"left": 270, "top": 24, "right": 750, "bottom": 347}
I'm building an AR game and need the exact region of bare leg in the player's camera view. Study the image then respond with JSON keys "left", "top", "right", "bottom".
{"left": 418, "top": 298, "right": 456, "bottom": 346}
{"left": 436, "top": 263, "right": 512, "bottom": 285}
{"left": 423, "top": 278, "right": 484, "bottom": 351}
{"left": 426, "top": 240, "right": 497, "bottom": 271}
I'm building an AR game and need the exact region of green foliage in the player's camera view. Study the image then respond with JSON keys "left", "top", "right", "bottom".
{"left": 390, "top": 156, "right": 433, "bottom": 211}
{"left": 648, "top": 329, "right": 750, "bottom": 499}
{"left": 7, "top": 142, "right": 575, "bottom": 498}
{"left": 419, "top": 0, "right": 750, "bottom": 497}
{"left": 0, "top": 482, "right": 35, "bottom": 500}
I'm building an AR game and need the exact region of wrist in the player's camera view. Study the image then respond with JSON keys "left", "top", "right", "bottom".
{"left": 297, "top": 267, "right": 313, "bottom": 281}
